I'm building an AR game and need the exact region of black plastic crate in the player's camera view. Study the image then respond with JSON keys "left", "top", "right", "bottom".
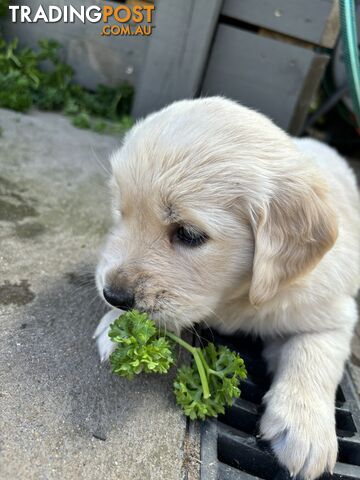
{"left": 200, "top": 330, "right": 360, "bottom": 480}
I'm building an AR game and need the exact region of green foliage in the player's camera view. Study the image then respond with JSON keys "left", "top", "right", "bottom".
{"left": 109, "top": 310, "right": 247, "bottom": 420}
{"left": 0, "top": 0, "right": 8, "bottom": 17}
{"left": 72, "top": 112, "right": 91, "bottom": 130}
{"left": 0, "top": 71, "right": 32, "bottom": 111}
{"left": 0, "top": 37, "right": 134, "bottom": 133}
{"left": 174, "top": 343, "right": 247, "bottom": 420}
{"left": 109, "top": 310, "right": 174, "bottom": 379}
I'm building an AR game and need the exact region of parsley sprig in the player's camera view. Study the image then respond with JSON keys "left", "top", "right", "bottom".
{"left": 109, "top": 310, "right": 247, "bottom": 420}
{"left": 109, "top": 310, "right": 174, "bottom": 378}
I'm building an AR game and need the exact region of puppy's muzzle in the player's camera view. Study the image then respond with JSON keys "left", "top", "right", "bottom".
{"left": 103, "top": 286, "right": 134, "bottom": 311}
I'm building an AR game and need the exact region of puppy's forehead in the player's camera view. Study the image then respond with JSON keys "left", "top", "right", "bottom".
{"left": 111, "top": 132, "right": 223, "bottom": 209}
{"left": 113, "top": 166, "right": 223, "bottom": 226}
{"left": 110, "top": 149, "right": 231, "bottom": 238}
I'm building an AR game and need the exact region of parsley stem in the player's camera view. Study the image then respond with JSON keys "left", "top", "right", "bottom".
{"left": 162, "top": 331, "right": 211, "bottom": 399}
{"left": 163, "top": 331, "right": 195, "bottom": 354}
{"left": 192, "top": 350, "right": 211, "bottom": 399}
{"left": 197, "top": 349, "right": 210, "bottom": 375}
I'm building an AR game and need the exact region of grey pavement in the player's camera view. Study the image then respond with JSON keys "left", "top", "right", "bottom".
{"left": 0, "top": 109, "right": 193, "bottom": 480}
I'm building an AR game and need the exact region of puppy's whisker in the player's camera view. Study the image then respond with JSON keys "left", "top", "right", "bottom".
{"left": 190, "top": 324, "right": 212, "bottom": 349}
{"left": 198, "top": 304, "right": 226, "bottom": 328}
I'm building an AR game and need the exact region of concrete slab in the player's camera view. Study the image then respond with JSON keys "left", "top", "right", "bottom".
{"left": 0, "top": 109, "right": 190, "bottom": 480}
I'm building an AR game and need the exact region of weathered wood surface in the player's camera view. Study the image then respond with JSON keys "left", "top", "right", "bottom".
{"left": 221, "top": 0, "right": 339, "bottom": 48}
{"left": 132, "top": 0, "right": 223, "bottom": 118}
{"left": 201, "top": 24, "right": 329, "bottom": 133}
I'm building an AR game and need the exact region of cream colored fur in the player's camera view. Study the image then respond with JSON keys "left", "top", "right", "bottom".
{"left": 94, "top": 97, "right": 360, "bottom": 480}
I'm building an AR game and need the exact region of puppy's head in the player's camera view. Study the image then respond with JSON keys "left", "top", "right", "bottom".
{"left": 96, "top": 97, "right": 337, "bottom": 331}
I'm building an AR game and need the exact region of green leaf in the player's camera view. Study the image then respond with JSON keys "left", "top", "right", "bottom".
{"left": 0, "top": 72, "right": 33, "bottom": 112}
{"left": 173, "top": 343, "right": 247, "bottom": 420}
{"left": 0, "top": 0, "right": 8, "bottom": 17}
{"left": 72, "top": 112, "right": 91, "bottom": 129}
{"left": 109, "top": 310, "right": 174, "bottom": 379}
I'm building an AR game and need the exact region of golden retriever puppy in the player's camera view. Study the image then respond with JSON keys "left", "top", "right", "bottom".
{"left": 94, "top": 97, "right": 360, "bottom": 479}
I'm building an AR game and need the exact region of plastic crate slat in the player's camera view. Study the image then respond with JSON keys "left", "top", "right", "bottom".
{"left": 338, "top": 437, "right": 360, "bottom": 466}
{"left": 331, "top": 460, "right": 360, "bottom": 479}
{"left": 335, "top": 407, "right": 357, "bottom": 437}
{"left": 341, "top": 368, "right": 360, "bottom": 433}
{"left": 240, "top": 377, "right": 267, "bottom": 404}
{"left": 218, "top": 461, "right": 263, "bottom": 480}
{"left": 218, "top": 462, "right": 294, "bottom": 480}
{"left": 336, "top": 385, "right": 346, "bottom": 405}
{"left": 220, "top": 399, "right": 260, "bottom": 436}
{"left": 217, "top": 422, "right": 281, "bottom": 479}
{"left": 200, "top": 420, "right": 218, "bottom": 480}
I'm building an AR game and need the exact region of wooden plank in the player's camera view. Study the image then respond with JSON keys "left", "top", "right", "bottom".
{"left": 221, "top": 0, "right": 339, "bottom": 48}
{"left": 289, "top": 54, "right": 329, "bottom": 134}
{"left": 201, "top": 24, "right": 329, "bottom": 132}
{"left": 1, "top": 0, "right": 150, "bottom": 90}
{"left": 132, "top": 0, "right": 223, "bottom": 118}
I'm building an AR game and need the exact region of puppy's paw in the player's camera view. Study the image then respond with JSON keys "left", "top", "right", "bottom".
{"left": 260, "top": 386, "right": 337, "bottom": 480}
{"left": 93, "top": 309, "right": 124, "bottom": 362}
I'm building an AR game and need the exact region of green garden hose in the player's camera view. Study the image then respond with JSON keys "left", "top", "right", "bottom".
{"left": 340, "top": 0, "right": 360, "bottom": 128}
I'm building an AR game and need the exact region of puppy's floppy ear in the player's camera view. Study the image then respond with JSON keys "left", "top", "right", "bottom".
{"left": 249, "top": 179, "right": 338, "bottom": 306}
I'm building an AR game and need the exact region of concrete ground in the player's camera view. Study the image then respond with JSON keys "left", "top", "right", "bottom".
{"left": 0, "top": 109, "right": 196, "bottom": 480}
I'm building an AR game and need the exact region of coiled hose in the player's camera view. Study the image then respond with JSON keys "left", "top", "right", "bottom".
{"left": 340, "top": 0, "right": 360, "bottom": 128}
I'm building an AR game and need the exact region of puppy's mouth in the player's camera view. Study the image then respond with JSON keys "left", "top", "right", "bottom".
{"left": 133, "top": 301, "right": 185, "bottom": 332}
{"left": 132, "top": 288, "right": 172, "bottom": 315}
{"left": 135, "top": 303, "right": 171, "bottom": 321}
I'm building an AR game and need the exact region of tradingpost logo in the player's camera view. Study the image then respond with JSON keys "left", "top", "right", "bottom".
{"left": 8, "top": 3, "right": 155, "bottom": 36}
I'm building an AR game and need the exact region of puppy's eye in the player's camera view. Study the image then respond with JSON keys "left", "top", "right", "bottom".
{"left": 175, "top": 225, "right": 208, "bottom": 247}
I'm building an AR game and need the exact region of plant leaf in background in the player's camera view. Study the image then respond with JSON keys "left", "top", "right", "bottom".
{"left": 0, "top": 0, "right": 7, "bottom": 17}
{"left": 0, "top": 29, "right": 134, "bottom": 133}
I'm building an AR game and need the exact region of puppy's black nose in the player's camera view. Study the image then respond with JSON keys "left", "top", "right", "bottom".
{"left": 103, "top": 287, "right": 135, "bottom": 311}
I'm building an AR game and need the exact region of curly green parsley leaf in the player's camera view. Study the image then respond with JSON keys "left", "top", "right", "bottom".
{"left": 108, "top": 310, "right": 247, "bottom": 420}
{"left": 109, "top": 310, "right": 174, "bottom": 379}
{"left": 174, "top": 343, "right": 247, "bottom": 420}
